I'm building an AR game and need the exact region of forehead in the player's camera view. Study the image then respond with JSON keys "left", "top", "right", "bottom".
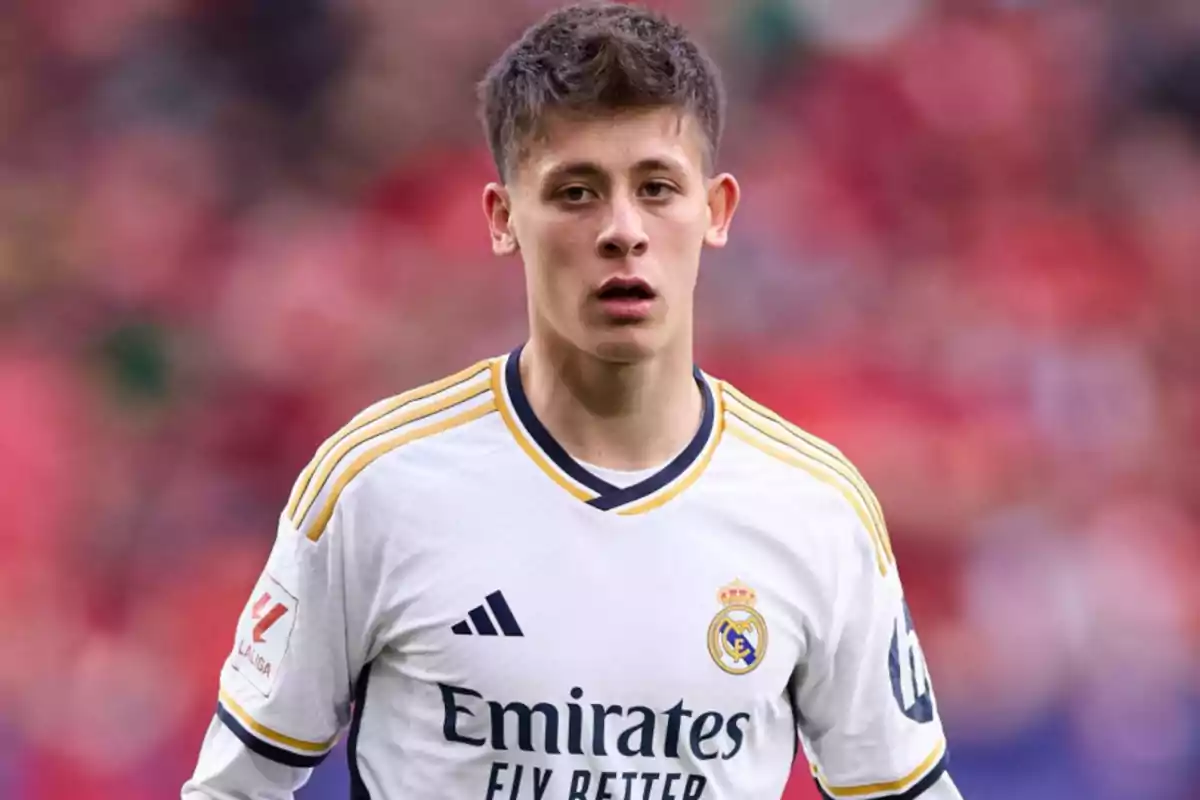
{"left": 515, "top": 107, "right": 708, "bottom": 183}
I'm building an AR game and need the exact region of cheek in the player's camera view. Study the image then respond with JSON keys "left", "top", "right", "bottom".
{"left": 539, "top": 224, "right": 590, "bottom": 269}
{"left": 551, "top": 216, "right": 601, "bottom": 266}
{"left": 656, "top": 211, "right": 708, "bottom": 268}
{"left": 525, "top": 221, "right": 594, "bottom": 300}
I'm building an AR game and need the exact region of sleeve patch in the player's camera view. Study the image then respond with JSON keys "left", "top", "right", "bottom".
{"left": 231, "top": 573, "right": 299, "bottom": 697}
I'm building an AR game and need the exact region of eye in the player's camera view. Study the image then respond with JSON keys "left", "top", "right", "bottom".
{"left": 641, "top": 180, "right": 677, "bottom": 199}
{"left": 556, "top": 185, "right": 595, "bottom": 204}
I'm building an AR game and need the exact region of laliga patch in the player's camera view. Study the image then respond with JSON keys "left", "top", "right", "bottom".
{"left": 231, "top": 573, "right": 298, "bottom": 696}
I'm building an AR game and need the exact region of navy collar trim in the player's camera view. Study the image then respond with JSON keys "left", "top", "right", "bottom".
{"left": 505, "top": 344, "right": 715, "bottom": 511}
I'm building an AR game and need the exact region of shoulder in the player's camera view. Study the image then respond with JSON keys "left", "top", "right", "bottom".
{"left": 713, "top": 376, "right": 896, "bottom": 576}
{"left": 284, "top": 356, "right": 501, "bottom": 542}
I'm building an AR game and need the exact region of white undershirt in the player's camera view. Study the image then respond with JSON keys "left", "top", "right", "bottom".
{"left": 576, "top": 459, "right": 669, "bottom": 488}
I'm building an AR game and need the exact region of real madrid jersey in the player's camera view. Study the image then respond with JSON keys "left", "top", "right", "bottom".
{"left": 183, "top": 346, "right": 952, "bottom": 800}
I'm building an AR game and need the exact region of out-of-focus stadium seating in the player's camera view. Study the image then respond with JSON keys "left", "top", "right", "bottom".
{"left": 0, "top": 1, "right": 1197, "bottom": 798}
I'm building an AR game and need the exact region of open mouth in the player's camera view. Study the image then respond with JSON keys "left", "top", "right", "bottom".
{"left": 596, "top": 278, "right": 656, "bottom": 301}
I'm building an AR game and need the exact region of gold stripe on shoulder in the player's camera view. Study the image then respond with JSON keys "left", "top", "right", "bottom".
{"left": 814, "top": 737, "right": 946, "bottom": 797}
{"left": 291, "top": 381, "right": 490, "bottom": 529}
{"left": 723, "top": 384, "right": 893, "bottom": 563}
{"left": 726, "top": 409, "right": 889, "bottom": 576}
{"left": 303, "top": 400, "right": 497, "bottom": 542}
{"left": 285, "top": 359, "right": 491, "bottom": 521}
{"left": 287, "top": 360, "right": 491, "bottom": 528}
{"left": 724, "top": 394, "right": 892, "bottom": 562}
{"left": 723, "top": 385, "right": 894, "bottom": 563}
{"left": 218, "top": 689, "right": 336, "bottom": 753}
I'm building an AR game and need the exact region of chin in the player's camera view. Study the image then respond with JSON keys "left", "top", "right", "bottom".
{"left": 587, "top": 331, "right": 660, "bottom": 364}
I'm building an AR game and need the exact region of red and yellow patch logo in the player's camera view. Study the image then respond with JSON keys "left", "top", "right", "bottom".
{"left": 231, "top": 573, "right": 297, "bottom": 696}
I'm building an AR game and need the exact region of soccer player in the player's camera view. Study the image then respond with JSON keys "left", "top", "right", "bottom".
{"left": 183, "top": 4, "right": 964, "bottom": 799}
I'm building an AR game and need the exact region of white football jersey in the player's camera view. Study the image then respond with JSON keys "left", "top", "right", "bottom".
{"left": 184, "top": 346, "right": 948, "bottom": 800}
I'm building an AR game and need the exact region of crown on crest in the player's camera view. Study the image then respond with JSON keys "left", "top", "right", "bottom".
{"left": 717, "top": 580, "right": 757, "bottom": 608}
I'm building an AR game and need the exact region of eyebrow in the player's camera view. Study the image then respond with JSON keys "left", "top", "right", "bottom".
{"left": 542, "top": 157, "right": 685, "bottom": 183}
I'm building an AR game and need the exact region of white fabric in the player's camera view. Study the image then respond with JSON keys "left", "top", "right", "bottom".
{"left": 183, "top": 354, "right": 953, "bottom": 800}
{"left": 575, "top": 459, "right": 667, "bottom": 487}
{"left": 183, "top": 720, "right": 307, "bottom": 800}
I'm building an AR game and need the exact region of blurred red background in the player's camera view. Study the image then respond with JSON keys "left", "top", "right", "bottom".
{"left": 1, "top": 1, "right": 1198, "bottom": 799}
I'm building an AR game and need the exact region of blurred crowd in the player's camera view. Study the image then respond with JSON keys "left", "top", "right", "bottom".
{"left": 0, "top": 0, "right": 1197, "bottom": 798}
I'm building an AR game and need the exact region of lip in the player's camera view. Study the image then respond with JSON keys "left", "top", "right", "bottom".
{"left": 595, "top": 276, "right": 657, "bottom": 298}
{"left": 593, "top": 276, "right": 658, "bottom": 322}
{"left": 596, "top": 295, "right": 656, "bottom": 322}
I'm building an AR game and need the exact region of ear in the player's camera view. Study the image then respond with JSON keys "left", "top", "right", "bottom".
{"left": 483, "top": 183, "right": 519, "bottom": 256}
{"left": 703, "top": 173, "right": 740, "bottom": 249}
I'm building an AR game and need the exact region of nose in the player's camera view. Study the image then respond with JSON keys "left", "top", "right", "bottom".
{"left": 595, "top": 196, "right": 648, "bottom": 259}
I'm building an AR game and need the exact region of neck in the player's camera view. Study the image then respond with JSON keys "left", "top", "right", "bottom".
{"left": 519, "top": 333, "right": 703, "bottom": 471}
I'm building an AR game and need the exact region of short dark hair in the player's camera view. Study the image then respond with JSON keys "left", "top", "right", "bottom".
{"left": 478, "top": 2, "right": 726, "bottom": 182}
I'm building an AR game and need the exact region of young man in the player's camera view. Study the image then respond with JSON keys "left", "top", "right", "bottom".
{"left": 183, "top": 4, "right": 964, "bottom": 799}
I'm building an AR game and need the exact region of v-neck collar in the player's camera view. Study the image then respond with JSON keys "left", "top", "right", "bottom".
{"left": 492, "top": 345, "right": 723, "bottom": 515}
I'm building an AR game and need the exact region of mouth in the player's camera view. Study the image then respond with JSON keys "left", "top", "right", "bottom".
{"left": 595, "top": 277, "right": 657, "bottom": 302}
{"left": 593, "top": 277, "right": 657, "bottom": 323}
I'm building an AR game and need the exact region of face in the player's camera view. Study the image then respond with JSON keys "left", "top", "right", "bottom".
{"left": 483, "top": 107, "right": 739, "bottom": 364}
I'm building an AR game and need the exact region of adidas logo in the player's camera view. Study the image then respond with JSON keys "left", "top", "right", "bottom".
{"left": 451, "top": 591, "right": 523, "bottom": 637}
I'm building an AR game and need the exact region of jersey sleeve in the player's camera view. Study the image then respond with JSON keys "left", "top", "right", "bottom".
{"left": 185, "top": 504, "right": 375, "bottom": 795}
{"left": 792, "top": 500, "right": 948, "bottom": 800}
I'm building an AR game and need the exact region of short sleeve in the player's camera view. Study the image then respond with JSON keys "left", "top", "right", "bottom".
{"left": 792, "top": 503, "right": 948, "bottom": 799}
{"left": 214, "top": 508, "right": 370, "bottom": 767}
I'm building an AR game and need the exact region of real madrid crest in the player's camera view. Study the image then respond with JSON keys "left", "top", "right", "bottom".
{"left": 708, "top": 580, "right": 768, "bottom": 675}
